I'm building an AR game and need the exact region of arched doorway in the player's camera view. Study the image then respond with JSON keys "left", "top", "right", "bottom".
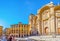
{"left": 44, "top": 27, "right": 49, "bottom": 35}
{"left": 57, "top": 28, "right": 60, "bottom": 35}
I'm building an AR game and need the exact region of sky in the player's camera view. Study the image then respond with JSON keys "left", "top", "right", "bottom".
{"left": 0, "top": 0, "right": 59, "bottom": 29}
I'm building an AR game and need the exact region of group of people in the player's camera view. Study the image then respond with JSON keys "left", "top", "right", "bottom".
{"left": 7, "top": 35, "right": 16, "bottom": 41}
{"left": 1, "top": 34, "right": 16, "bottom": 41}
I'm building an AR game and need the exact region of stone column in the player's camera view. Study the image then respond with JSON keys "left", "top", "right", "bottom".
{"left": 50, "top": 6, "right": 56, "bottom": 36}
{"left": 37, "top": 14, "right": 42, "bottom": 35}
{"left": 23, "top": 25, "right": 24, "bottom": 37}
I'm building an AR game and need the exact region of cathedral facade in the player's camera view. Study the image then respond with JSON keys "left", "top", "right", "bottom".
{"left": 29, "top": 2, "right": 60, "bottom": 35}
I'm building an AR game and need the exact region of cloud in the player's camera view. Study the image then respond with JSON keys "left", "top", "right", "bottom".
{"left": 0, "top": 19, "right": 8, "bottom": 29}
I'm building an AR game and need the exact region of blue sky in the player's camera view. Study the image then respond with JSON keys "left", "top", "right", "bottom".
{"left": 0, "top": 0, "right": 59, "bottom": 28}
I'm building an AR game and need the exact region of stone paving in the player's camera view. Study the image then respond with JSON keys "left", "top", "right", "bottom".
{"left": 0, "top": 35, "right": 60, "bottom": 41}
{"left": 15, "top": 35, "right": 60, "bottom": 41}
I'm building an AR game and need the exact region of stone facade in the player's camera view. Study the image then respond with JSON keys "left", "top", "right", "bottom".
{"left": 37, "top": 2, "right": 60, "bottom": 35}
{"left": 29, "top": 2, "right": 60, "bottom": 35}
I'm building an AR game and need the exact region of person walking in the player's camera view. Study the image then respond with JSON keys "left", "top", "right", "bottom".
{"left": 12, "top": 36, "right": 16, "bottom": 41}
{"left": 7, "top": 35, "right": 12, "bottom": 41}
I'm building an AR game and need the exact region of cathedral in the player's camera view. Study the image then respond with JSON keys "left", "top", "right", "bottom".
{"left": 29, "top": 2, "right": 60, "bottom": 35}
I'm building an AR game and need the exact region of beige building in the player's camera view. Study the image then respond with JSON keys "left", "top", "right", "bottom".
{"left": 0, "top": 26, "right": 3, "bottom": 37}
{"left": 29, "top": 2, "right": 60, "bottom": 35}
{"left": 29, "top": 14, "right": 38, "bottom": 35}
{"left": 37, "top": 2, "right": 60, "bottom": 35}
{"left": 5, "top": 22, "right": 30, "bottom": 37}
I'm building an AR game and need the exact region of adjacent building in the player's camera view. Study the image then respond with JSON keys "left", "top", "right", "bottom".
{"left": 29, "top": 14, "right": 38, "bottom": 35}
{"left": 0, "top": 26, "right": 3, "bottom": 37}
{"left": 5, "top": 22, "right": 30, "bottom": 38}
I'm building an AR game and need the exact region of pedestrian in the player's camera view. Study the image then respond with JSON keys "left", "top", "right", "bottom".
{"left": 12, "top": 36, "right": 16, "bottom": 41}
{"left": 7, "top": 35, "right": 12, "bottom": 41}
